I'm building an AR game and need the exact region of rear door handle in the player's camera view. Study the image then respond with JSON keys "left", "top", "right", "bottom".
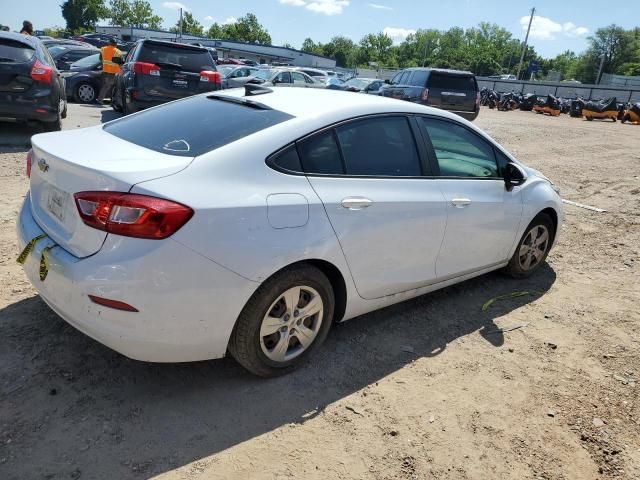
{"left": 341, "top": 197, "right": 373, "bottom": 210}
{"left": 451, "top": 198, "right": 471, "bottom": 208}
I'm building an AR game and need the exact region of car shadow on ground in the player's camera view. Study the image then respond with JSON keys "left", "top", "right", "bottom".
{"left": 0, "top": 264, "right": 556, "bottom": 479}
{"left": 100, "top": 108, "right": 122, "bottom": 123}
{"left": 0, "top": 122, "right": 44, "bottom": 148}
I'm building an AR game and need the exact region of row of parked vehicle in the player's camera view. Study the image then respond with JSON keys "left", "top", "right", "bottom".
{"left": 479, "top": 88, "right": 640, "bottom": 124}
{"left": 0, "top": 31, "right": 484, "bottom": 131}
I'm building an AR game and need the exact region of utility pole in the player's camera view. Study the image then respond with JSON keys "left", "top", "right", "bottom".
{"left": 179, "top": 8, "right": 183, "bottom": 39}
{"left": 596, "top": 54, "right": 606, "bottom": 84}
{"left": 516, "top": 7, "right": 535, "bottom": 80}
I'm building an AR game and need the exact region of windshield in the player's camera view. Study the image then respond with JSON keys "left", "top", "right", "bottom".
{"left": 48, "top": 45, "right": 68, "bottom": 57}
{"left": 345, "top": 78, "right": 369, "bottom": 89}
{"left": 219, "top": 66, "right": 234, "bottom": 77}
{"left": 253, "top": 69, "right": 273, "bottom": 80}
{"left": 70, "top": 53, "right": 100, "bottom": 69}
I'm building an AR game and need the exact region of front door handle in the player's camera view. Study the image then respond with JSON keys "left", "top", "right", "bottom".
{"left": 451, "top": 197, "right": 471, "bottom": 208}
{"left": 341, "top": 197, "right": 373, "bottom": 210}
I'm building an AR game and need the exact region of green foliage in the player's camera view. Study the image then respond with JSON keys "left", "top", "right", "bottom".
{"left": 42, "top": 27, "right": 67, "bottom": 38}
{"left": 171, "top": 11, "right": 203, "bottom": 36}
{"left": 61, "top": 0, "right": 108, "bottom": 31}
{"left": 206, "top": 13, "right": 271, "bottom": 44}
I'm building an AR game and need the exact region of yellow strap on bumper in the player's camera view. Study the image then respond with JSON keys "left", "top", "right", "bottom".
{"left": 39, "top": 246, "right": 54, "bottom": 281}
{"left": 16, "top": 234, "right": 48, "bottom": 265}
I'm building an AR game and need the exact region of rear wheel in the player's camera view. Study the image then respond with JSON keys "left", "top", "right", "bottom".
{"left": 111, "top": 85, "right": 122, "bottom": 112}
{"left": 42, "top": 98, "right": 63, "bottom": 131}
{"left": 75, "top": 82, "right": 96, "bottom": 103}
{"left": 123, "top": 90, "right": 137, "bottom": 115}
{"left": 504, "top": 213, "right": 554, "bottom": 278}
{"left": 229, "top": 265, "right": 334, "bottom": 377}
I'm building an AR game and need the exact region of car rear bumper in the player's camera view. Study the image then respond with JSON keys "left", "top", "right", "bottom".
{"left": 0, "top": 93, "right": 58, "bottom": 122}
{"left": 17, "top": 194, "right": 258, "bottom": 363}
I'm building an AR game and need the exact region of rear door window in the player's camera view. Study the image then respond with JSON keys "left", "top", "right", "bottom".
{"left": 104, "top": 95, "right": 294, "bottom": 157}
{"left": 137, "top": 43, "right": 215, "bottom": 72}
{"left": 397, "top": 71, "right": 411, "bottom": 85}
{"left": 274, "top": 71, "right": 291, "bottom": 83}
{"left": 428, "top": 73, "right": 475, "bottom": 91}
{"left": 336, "top": 116, "right": 421, "bottom": 176}
{"left": 0, "top": 38, "right": 35, "bottom": 63}
{"left": 408, "top": 70, "right": 428, "bottom": 87}
{"left": 420, "top": 117, "right": 498, "bottom": 178}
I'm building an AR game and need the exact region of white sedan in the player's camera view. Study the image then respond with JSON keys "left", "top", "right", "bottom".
{"left": 17, "top": 86, "right": 562, "bottom": 377}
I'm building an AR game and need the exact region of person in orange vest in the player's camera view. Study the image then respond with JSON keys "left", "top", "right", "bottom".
{"left": 96, "top": 38, "right": 123, "bottom": 105}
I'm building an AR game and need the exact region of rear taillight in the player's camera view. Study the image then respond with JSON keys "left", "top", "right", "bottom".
{"left": 131, "top": 62, "right": 160, "bottom": 76}
{"left": 26, "top": 149, "right": 33, "bottom": 178}
{"left": 31, "top": 60, "right": 53, "bottom": 84}
{"left": 73, "top": 192, "right": 193, "bottom": 240}
{"left": 200, "top": 70, "right": 221, "bottom": 84}
{"left": 421, "top": 88, "right": 429, "bottom": 101}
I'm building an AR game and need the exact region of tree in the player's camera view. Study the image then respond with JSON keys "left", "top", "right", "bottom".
{"left": 302, "top": 37, "right": 323, "bottom": 55}
{"left": 129, "top": 0, "right": 162, "bottom": 29}
{"left": 220, "top": 14, "right": 271, "bottom": 44}
{"left": 61, "top": 0, "right": 108, "bottom": 31}
{"left": 171, "top": 11, "right": 203, "bottom": 36}
{"left": 322, "top": 36, "right": 356, "bottom": 67}
{"left": 588, "top": 25, "right": 635, "bottom": 80}
{"left": 357, "top": 33, "right": 394, "bottom": 65}
{"left": 108, "top": 0, "right": 131, "bottom": 26}
{"left": 207, "top": 23, "right": 223, "bottom": 38}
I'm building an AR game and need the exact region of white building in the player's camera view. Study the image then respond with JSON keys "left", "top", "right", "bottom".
{"left": 95, "top": 26, "right": 336, "bottom": 68}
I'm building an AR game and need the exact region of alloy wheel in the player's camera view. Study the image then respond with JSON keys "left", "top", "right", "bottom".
{"left": 518, "top": 225, "right": 550, "bottom": 270}
{"left": 259, "top": 286, "right": 324, "bottom": 362}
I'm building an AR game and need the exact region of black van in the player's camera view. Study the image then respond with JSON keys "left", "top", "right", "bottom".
{"left": 380, "top": 68, "right": 479, "bottom": 121}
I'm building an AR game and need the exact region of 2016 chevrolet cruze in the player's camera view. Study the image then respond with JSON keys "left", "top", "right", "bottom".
{"left": 17, "top": 86, "right": 562, "bottom": 377}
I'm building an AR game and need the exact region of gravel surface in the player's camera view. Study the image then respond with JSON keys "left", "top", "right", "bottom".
{"left": 0, "top": 105, "right": 638, "bottom": 479}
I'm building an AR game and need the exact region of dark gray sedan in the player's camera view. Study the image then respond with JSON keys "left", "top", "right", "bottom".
{"left": 60, "top": 53, "right": 102, "bottom": 103}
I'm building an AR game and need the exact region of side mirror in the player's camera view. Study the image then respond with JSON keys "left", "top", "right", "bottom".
{"left": 504, "top": 163, "right": 526, "bottom": 191}
{"left": 112, "top": 56, "right": 124, "bottom": 65}
{"left": 384, "top": 79, "right": 391, "bottom": 84}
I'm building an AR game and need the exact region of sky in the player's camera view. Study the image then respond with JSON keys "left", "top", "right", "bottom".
{"left": 2, "top": 0, "right": 638, "bottom": 57}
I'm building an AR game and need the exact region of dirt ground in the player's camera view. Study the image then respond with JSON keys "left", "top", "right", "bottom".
{"left": 0, "top": 106, "right": 638, "bottom": 480}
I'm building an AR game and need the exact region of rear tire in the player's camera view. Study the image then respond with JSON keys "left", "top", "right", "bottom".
{"left": 123, "top": 91, "right": 137, "bottom": 115}
{"left": 75, "top": 82, "right": 96, "bottom": 104}
{"left": 42, "top": 99, "right": 63, "bottom": 132}
{"left": 504, "top": 213, "right": 554, "bottom": 278}
{"left": 229, "top": 265, "right": 335, "bottom": 377}
{"left": 111, "top": 85, "right": 122, "bottom": 112}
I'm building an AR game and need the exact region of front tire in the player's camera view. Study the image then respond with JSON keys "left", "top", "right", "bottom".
{"left": 229, "top": 265, "right": 335, "bottom": 377}
{"left": 75, "top": 82, "right": 96, "bottom": 103}
{"left": 504, "top": 213, "right": 554, "bottom": 278}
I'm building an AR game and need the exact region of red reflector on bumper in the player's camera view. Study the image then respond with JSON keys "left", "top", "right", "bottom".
{"left": 35, "top": 108, "right": 48, "bottom": 113}
{"left": 88, "top": 295, "right": 139, "bottom": 312}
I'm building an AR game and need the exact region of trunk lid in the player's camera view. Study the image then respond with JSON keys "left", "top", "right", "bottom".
{"left": 29, "top": 125, "right": 194, "bottom": 258}
{"left": 0, "top": 37, "right": 36, "bottom": 94}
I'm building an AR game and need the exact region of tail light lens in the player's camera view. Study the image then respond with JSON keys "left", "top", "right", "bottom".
{"left": 200, "top": 70, "right": 221, "bottom": 85}
{"left": 73, "top": 192, "right": 193, "bottom": 240}
{"left": 131, "top": 62, "right": 160, "bottom": 76}
{"left": 26, "top": 149, "right": 33, "bottom": 178}
{"left": 31, "top": 60, "right": 53, "bottom": 84}
{"left": 421, "top": 88, "right": 429, "bottom": 101}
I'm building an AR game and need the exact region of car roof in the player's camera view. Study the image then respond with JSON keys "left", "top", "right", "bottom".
{"left": 0, "top": 31, "right": 40, "bottom": 47}
{"left": 139, "top": 38, "right": 207, "bottom": 51}
{"left": 212, "top": 86, "right": 454, "bottom": 120}
{"left": 404, "top": 67, "right": 474, "bottom": 76}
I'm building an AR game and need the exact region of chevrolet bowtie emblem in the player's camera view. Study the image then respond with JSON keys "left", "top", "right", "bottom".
{"left": 37, "top": 159, "right": 49, "bottom": 173}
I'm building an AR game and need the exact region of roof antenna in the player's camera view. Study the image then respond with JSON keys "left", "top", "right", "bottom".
{"left": 245, "top": 84, "right": 273, "bottom": 96}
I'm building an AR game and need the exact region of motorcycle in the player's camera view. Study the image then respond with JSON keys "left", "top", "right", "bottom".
{"left": 519, "top": 93, "right": 537, "bottom": 111}
{"left": 570, "top": 98, "right": 585, "bottom": 118}
{"left": 582, "top": 97, "right": 618, "bottom": 121}
{"left": 498, "top": 91, "right": 520, "bottom": 111}
{"left": 533, "top": 94, "right": 561, "bottom": 116}
{"left": 621, "top": 103, "right": 640, "bottom": 124}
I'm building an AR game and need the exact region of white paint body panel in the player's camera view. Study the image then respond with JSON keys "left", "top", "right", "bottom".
{"left": 17, "top": 89, "right": 563, "bottom": 362}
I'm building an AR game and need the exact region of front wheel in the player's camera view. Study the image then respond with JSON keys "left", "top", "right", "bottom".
{"left": 504, "top": 213, "right": 554, "bottom": 278}
{"left": 75, "top": 82, "right": 96, "bottom": 103}
{"left": 229, "top": 265, "right": 335, "bottom": 377}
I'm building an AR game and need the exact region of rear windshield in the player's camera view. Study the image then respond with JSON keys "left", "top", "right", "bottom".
{"left": 103, "top": 95, "right": 294, "bottom": 157}
{"left": 428, "top": 74, "right": 476, "bottom": 91}
{"left": 138, "top": 43, "right": 215, "bottom": 72}
{"left": 0, "top": 39, "right": 35, "bottom": 63}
